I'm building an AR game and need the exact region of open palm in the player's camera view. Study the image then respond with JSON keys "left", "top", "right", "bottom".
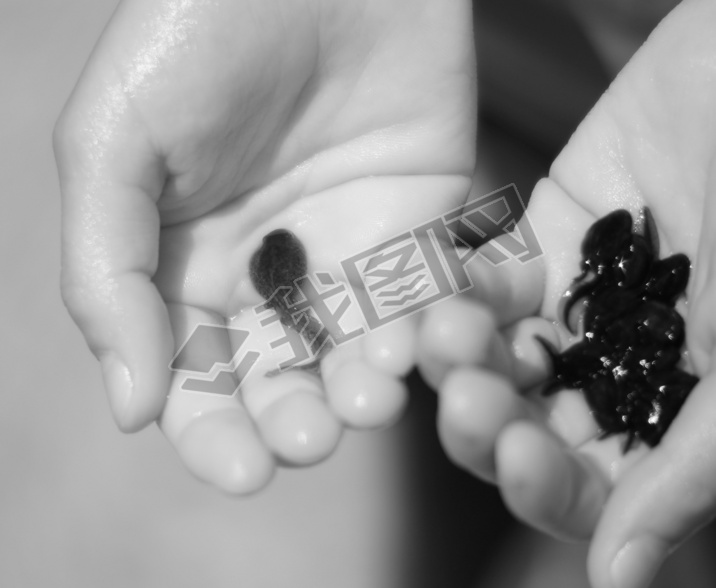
{"left": 55, "top": 0, "right": 476, "bottom": 492}
{"left": 417, "top": 1, "right": 716, "bottom": 587}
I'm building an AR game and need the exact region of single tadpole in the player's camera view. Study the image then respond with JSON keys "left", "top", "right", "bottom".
{"left": 249, "top": 229, "right": 330, "bottom": 373}
{"left": 249, "top": 229, "right": 308, "bottom": 307}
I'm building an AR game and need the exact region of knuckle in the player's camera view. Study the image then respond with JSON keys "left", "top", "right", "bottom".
{"left": 59, "top": 266, "right": 96, "bottom": 326}
{"left": 59, "top": 273, "right": 85, "bottom": 319}
{"left": 52, "top": 102, "right": 86, "bottom": 169}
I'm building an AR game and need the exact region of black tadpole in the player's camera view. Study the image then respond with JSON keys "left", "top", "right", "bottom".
{"left": 249, "top": 229, "right": 329, "bottom": 373}
{"left": 249, "top": 229, "right": 308, "bottom": 306}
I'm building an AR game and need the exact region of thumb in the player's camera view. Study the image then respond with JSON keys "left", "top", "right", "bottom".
{"left": 55, "top": 89, "right": 173, "bottom": 432}
{"left": 587, "top": 369, "right": 716, "bottom": 588}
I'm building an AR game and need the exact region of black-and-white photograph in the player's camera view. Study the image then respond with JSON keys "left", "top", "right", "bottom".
{"left": 3, "top": 1, "right": 716, "bottom": 586}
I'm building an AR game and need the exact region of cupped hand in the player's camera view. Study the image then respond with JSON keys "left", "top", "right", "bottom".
{"left": 55, "top": 0, "right": 476, "bottom": 492}
{"left": 418, "top": 1, "right": 716, "bottom": 586}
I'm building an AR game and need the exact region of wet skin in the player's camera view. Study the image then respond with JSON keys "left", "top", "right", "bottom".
{"left": 538, "top": 208, "right": 698, "bottom": 451}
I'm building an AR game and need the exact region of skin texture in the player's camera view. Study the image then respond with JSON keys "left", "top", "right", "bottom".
{"left": 55, "top": 0, "right": 716, "bottom": 586}
{"left": 417, "top": 1, "right": 716, "bottom": 587}
{"left": 54, "top": 0, "right": 476, "bottom": 490}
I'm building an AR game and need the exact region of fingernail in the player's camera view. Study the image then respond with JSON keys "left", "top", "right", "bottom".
{"left": 610, "top": 536, "right": 667, "bottom": 588}
{"left": 100, "top": 353, "right": 134, "bottom": 428}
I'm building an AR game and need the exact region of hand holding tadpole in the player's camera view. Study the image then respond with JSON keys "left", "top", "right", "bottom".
{"left": 249, "top": 229, "right": 330, "bottom": 364}
{"left": 417, "top": 1, "right": 716, "bottom": 586}
{"left": 55, "top": 0, "right": 477, "bottom": 493}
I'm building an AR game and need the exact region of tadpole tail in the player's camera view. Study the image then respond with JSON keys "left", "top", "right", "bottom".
{"left": 560, "top": 287, "right": 588, "bottom": 334}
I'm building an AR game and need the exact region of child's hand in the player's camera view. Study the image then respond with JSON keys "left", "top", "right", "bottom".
{"left": 55, "top": 0, "right": 476, "bottom": 493}
{"left": 418, "top": 1, "right": 716, "bottom": 586}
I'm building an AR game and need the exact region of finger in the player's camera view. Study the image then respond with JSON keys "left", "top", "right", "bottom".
{"left": 501, "top": 316, "right": 559, "bottom": 391}
{"left": 361, "top": 313, "right": 418, "bottom": 378}
{"left": 226, "top": 300, "right": 344, "bottom": 467}
{"left": 496, "top": 420, "right": 611, "bottom": 542}
{"left": 55, "top": 110, "right": 171, "bottom": 432}
{"left": 524, "top": 177, "right": 598, "bottom": 321}
{"left": 160, "top": 304, "right": 275, "bottom": 494}
{"left": 175, "top": 408, "right": 276, "bottom": 496}
{"left": 415, "top": 344, "right": 451, "bottom": 391}
{"left": 325, "top": 358, "right": 408, "bottom": 430}
{"left": 244, "top": 371, "right": 343, "bottom": 466}
{"left": 587, "top": 370, "right": 716, "bottom": 588}
{"left": 437, "top": 367, "right": 529, "bottom": 483}
{"left": 324, "top": 303, "right": 413, "bottom": 430}
{"left": 548, "top": 0, "right": 716, "bottom": 260}
{"left": 418, "top": 295, "right": 512, "bottom": 376}
{"left": 461, "top": 231, "right": 546, "bottom": 325}
{"left": 542, "top": 388, "right": 599, "bottom": 448}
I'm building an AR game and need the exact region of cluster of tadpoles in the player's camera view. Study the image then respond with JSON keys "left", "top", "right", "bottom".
{"left": 249, "top": 217, "right": 699, "bottom": 451}
{"left": 538, "top": 208, "right": 698, "bottom": 451}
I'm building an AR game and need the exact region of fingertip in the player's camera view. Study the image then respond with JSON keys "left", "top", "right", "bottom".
{"left": 99, "top": 352, "right": 137, "bottom": 431}
{"left": 496, "top": 421, "right": 607, "bottom": 542}
{"left": 257, "top": 391, "right": 343, "bottom": 466}
{"left": 590, "top": 535, "right": 668, "bottom": 588}
{"left": 320, "top": 337, "right": 364, "bottom": 383}
{"left": 496, "top": 421, "right": 572, "bottom": 537}
{"left": 177, "top": 409, "right": 276, "bottom": 496}
{"left": 415, "top": 344, "right": 450, "bottom": 390}
{"left": 242, "top": 370, "right": 343, "bottom": 466}
{"left": 362, "top": 315, "right": 418, "bottom": 377}
{"left": 437, "top": 367, "right": 526, "bottom": 482}
{"left": 58, "top": 130, "right": 170, "bottom": 431}
{"left": 325, "top": 360, "right": 408, "bottom": 430}
{"left": 588, "top": 371, "right": 716, "bottom": 588}
{"left": 102, "top": 347, "right": 172, "bottom": 433}
{"left": 502, "top": 316, "right": 558, "bottom": 390}
{"left": 419, "top": 296, "right": 498, "bottom": 366}
{"left": 66, "top": 272, "right": 174, "bottom": 432}
{"left": 587, "top": 453, "right": 704, "bottom": 588}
